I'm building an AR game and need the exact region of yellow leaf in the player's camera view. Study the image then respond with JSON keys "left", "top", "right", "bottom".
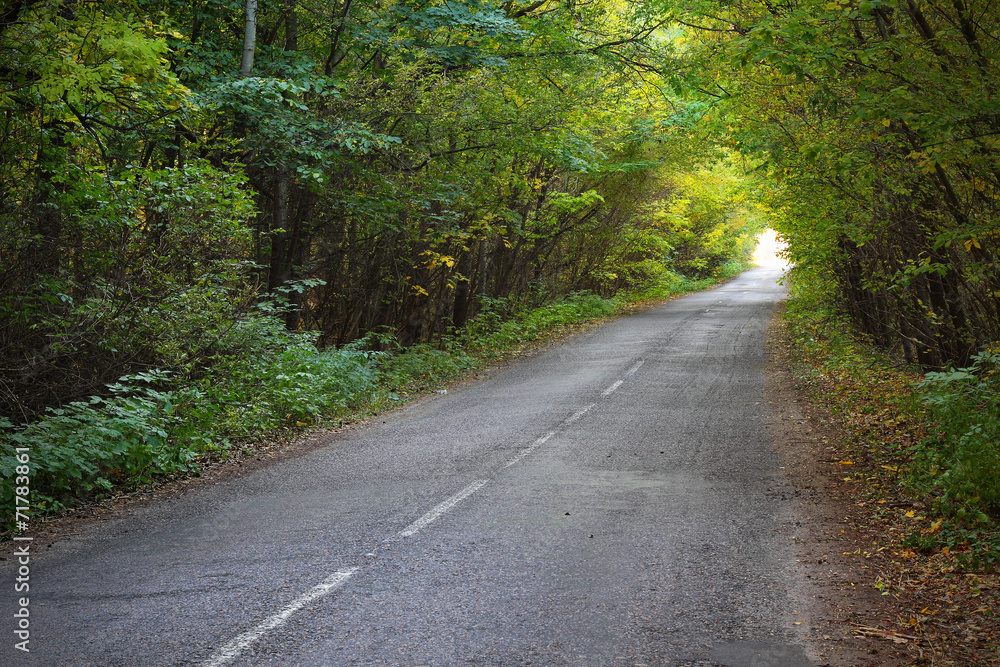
{"left": 839, "top": 460, "right": 854, "bottom": 465}
{"left": 905, "top": 510, "right": 915, "bottom": 518}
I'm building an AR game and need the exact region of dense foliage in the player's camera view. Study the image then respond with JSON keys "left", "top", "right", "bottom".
{"left": 0, "top": 0, "right": 762, "bottom": 517}
{"left": 674, "top": 0, "right": 1000, "bottom": 370}
{"left": 783, "top": 278, "right": 1000, "bottom": 572}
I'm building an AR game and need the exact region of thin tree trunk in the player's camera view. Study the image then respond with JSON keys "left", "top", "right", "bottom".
{"left": 284, "top": 0, "right": 298, "bottom": 51}
{"left": 29, "top": 124, "right": 67, "bottom": 277}
{"left": 270, "top": 163, "right": 290, "bottom": 291}
{"left": 477, "top": 239, "right": 488, "bottom": 298}
{"left": 239, "top": 0, "right": 258, "bottom": 77}
{"left": 274, "top": 0, "right": 300, "bottom": 329}
{"left": 452, "top": 252, "right": 472, "bottom": 329}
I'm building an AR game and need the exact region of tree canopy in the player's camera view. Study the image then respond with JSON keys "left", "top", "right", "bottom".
{"left": 670, "top": 0, "right": 1000, "bottom": 368}
{"left": 0, "top": 0, "right": 762, "bottom": 422}
{"left": 4, "top": 0, "right": 998, "bottom": 429}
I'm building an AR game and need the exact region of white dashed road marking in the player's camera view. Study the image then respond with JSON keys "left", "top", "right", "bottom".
{"left": 398, "top": 479, "right": 489, "bottom": 538}
{"left": 504, "top": 432, "right": 556, "bottom": 468}
{"left": 204, "top": 568, "right": 358, "bottom": 667}
{"left": 624, "top": 359, "right": 644, "bottom": 378}
{"left": 564, "top": 403, "right": 596, "bottom": 425}
{"left": 601, "top": 379, "right": 623, "bottom": 397}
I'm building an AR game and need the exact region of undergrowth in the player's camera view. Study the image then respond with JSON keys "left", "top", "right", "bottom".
{"left": 782, "top": 274, "right": 1000, "bottom": 571}
{"left": 619, "top": 259, "right": 751, "bottom": 303}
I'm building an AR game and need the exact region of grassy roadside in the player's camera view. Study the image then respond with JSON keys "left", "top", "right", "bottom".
{"left": 780, "top": 278, "right": 1000, "bottom": 665}
{"left": 0, "top": 261, "right": 750, "bottom": 534}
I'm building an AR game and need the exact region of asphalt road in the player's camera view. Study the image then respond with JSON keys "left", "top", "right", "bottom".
{"left": 2, "top": 266, "right": 815, "bottom": 667}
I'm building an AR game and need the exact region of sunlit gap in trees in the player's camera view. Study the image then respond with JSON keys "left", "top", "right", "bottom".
{"left": 753, "top": 228, "right": 789, "bottom": 269}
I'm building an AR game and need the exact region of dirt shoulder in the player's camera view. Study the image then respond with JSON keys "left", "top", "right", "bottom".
{"left": 765, "top": 303, "right": 915, "bottom": 667}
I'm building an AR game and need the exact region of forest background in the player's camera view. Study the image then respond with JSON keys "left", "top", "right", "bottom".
{"left": 2, "top": 0, "right": 1000, "bottom": 582}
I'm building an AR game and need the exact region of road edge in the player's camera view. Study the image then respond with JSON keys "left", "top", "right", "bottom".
{"left": 764, "top": 301, "right": 912, "bottom": 667}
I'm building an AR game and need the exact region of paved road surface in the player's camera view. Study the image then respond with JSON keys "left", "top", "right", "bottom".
{"left": 2, "top": 266, "right": 815, "bottom": 666}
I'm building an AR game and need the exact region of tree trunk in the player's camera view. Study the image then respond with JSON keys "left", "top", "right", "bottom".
{"left": 284, "top": 0, "right": 298, "bottom": 51}
{"left": 452, "top": 252, "right": 472, "bottom": 329}
{"left": 239, "top": 0, "right": 258, "bottom": 77}
{"left": 28, "top": 124, "right": 67, "bottom": 277}
{"left": 269, "top": 164, "right": 290, "bottom": 286}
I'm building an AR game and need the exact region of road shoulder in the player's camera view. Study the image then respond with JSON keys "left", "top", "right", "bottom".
{"left": 765, "top": 303, "right": 911, "bottom": 667}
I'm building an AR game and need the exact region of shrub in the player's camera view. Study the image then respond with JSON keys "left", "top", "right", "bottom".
{"left": 0, "top": 372, "right": 188, "bottom": 513}
{"left": 911, "top": 351, "right": 1000, "bottom": 523}
{"left": 465, "top": 292, "right": 616, "bottom": 352}
{"left": 0, "top": 315, "right": 383, "bottom": 522}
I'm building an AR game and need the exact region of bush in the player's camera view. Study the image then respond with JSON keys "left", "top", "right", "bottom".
{"left": 377, "top": 343, "right": 477, "bottom": 391}
{"left": 465, "top": 292, "right": 616, "bottom": 352}
{"left": 193, "top": 316, "right": 380, "bottom": 436}
{"left": 0, "top": 315, "right": 383, "bottom": 521}
{"left": 0, "top": 372, "right": 187, "bottom": 513}
{"left": 911, "top": 351, "right": 1000, "bottom": 523}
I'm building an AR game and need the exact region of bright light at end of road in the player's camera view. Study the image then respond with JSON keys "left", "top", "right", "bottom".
{"left": 753, "top": 228, "right": 789, "bottom": 268}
